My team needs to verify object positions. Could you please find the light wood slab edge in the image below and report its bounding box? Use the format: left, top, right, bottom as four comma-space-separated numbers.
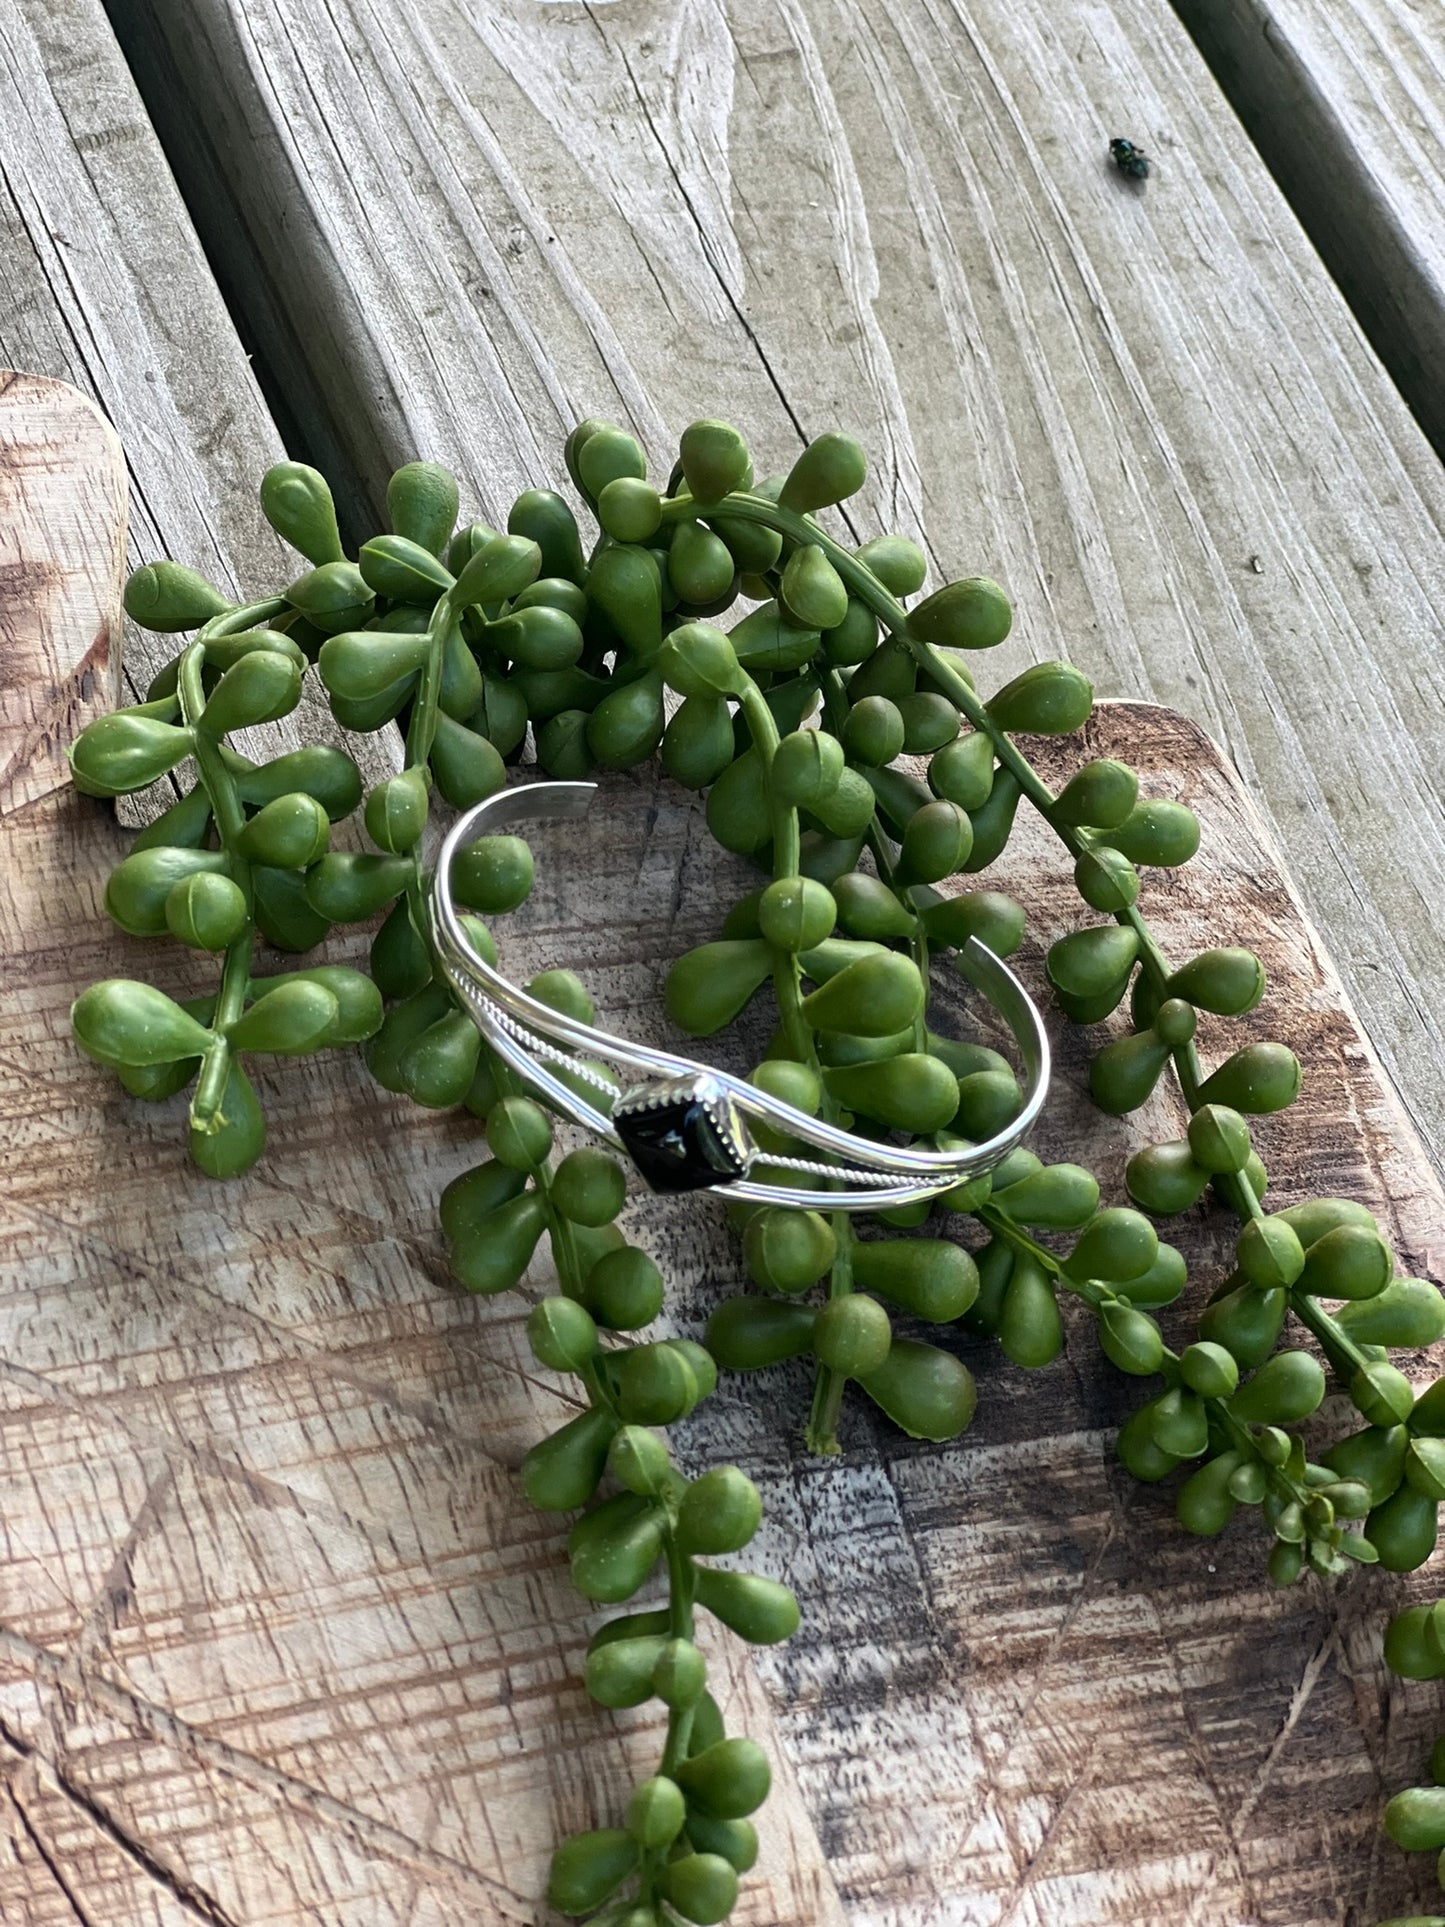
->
1103, 696, 1445, 1261
0, 373, 125, 815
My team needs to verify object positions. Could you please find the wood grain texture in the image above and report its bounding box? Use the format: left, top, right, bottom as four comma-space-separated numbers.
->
1172, 0, 1445, 458
0, 375, 125, 819
0, 0, 295, 701
104, 0, 1445, 1187
0, 0, 396, 822
6, 379, 1445, 1925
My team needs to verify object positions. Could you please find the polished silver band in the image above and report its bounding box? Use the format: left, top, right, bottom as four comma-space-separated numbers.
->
429, 781, 1050, 1210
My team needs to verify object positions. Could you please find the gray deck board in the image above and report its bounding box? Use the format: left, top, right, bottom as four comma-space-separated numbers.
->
1174, 0, 1445, 457
0, 0, 288, 650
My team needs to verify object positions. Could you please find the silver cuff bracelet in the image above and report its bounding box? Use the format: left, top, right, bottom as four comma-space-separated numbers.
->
430, 781, 1051, 1211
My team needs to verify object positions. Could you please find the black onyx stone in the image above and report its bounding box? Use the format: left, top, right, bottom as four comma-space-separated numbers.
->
614, 1091, 745, 1193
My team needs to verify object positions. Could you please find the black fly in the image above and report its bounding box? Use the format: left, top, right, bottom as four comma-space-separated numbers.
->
1110, 137, 1151, 181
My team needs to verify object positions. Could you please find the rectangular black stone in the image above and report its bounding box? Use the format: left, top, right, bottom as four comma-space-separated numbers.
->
614, 1087, 746, 1193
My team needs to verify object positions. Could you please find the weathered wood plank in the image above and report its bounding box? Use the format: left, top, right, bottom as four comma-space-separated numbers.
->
5, 381, 1445, 1923
0, 0, 399, 803
106, 0, 1445, 1184
1172, 0, 1445, 459
0, 0, 289, 694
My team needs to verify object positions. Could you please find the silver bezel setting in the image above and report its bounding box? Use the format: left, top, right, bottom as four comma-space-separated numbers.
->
612, 1074, 751, 1193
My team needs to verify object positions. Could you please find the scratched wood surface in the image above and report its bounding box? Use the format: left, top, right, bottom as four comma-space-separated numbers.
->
1173, 0, 1445, 458
6, 383, 1445, 1925
104, 0, 1445, 1183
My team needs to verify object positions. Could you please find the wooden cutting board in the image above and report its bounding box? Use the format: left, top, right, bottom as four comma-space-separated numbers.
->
4, 373, 1443, 1927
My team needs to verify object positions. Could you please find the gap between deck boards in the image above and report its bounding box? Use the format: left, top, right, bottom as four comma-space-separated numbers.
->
1170, 0, 1445, 464
101, 0, 1445, 492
